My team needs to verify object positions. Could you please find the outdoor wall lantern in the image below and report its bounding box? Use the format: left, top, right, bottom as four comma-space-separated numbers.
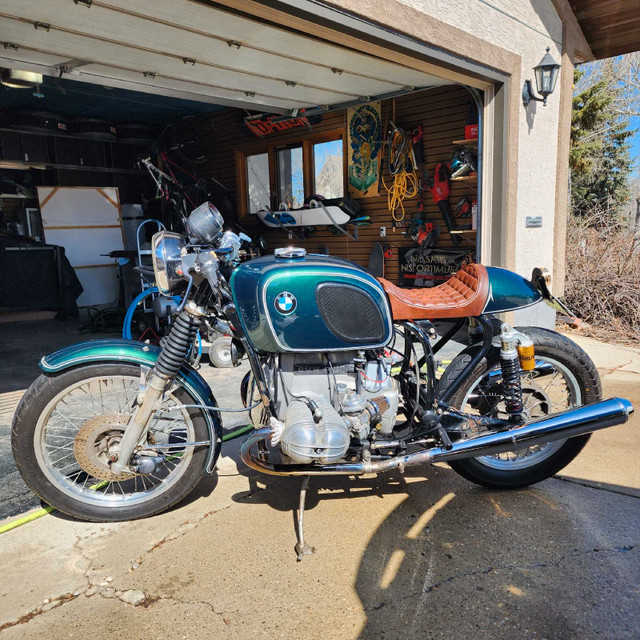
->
522, 47, 561, 107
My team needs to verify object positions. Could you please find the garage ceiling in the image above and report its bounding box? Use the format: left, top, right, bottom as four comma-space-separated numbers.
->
0, 0, 451, 114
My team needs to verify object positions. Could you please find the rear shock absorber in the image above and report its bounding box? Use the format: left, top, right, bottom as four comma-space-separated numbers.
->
467, 317, 484, 345
496, 324, 535, 421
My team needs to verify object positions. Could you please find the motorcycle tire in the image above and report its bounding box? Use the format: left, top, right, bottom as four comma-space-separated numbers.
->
11, 363, 210, 522
436, 327, 601, 489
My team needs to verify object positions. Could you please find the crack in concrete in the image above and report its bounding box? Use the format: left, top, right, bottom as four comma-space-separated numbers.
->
598, 360, 635, 378
0, 533, 101, 633
553, 475, 640, 499
365, 543, 638, 612
139, 593, 232, 623
0, 507, 235, 633
130, 504, 232, 571
73, 533, 97, 588
0, 592, 80, 633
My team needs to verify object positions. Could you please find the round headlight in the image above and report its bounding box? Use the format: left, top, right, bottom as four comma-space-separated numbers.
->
152, 231, 186, 294
187, 202, 224, 245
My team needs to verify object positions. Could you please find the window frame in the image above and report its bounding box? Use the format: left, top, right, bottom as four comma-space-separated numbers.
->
304, 131, 346, 200
274, 142, 305, 211
236, 128, 345, 219
243, 151, 272, 215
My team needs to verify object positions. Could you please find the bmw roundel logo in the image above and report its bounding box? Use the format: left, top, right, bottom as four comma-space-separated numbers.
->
274, 292, 297, 315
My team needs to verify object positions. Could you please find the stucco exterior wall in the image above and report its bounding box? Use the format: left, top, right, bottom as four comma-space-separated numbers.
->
398, 0, 563, 284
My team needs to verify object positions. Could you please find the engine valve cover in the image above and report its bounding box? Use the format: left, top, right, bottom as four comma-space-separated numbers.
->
281, 395, 350, 464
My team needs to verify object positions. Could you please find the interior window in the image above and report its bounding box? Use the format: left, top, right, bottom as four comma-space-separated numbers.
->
276, 146, 304, 210
313, 139, 344, 199
246, 153, 270, 213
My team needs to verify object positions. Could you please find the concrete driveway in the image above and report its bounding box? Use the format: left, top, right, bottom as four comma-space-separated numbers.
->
0, 333, 638, 639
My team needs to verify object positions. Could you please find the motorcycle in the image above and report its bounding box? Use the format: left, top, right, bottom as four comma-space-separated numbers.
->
11, 203, 633, 559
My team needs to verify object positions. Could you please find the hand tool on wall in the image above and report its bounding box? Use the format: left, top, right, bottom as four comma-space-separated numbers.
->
429, 162, 460, 245
410, 125, 430, 212
406, 215, 440, 255
454, 197, 472, 218
450, 148, 477, 179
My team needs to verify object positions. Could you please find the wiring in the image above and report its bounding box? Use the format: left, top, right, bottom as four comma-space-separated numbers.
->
382, 125, 418, 222
326, 356, 340, 406
160, 399, 262, 414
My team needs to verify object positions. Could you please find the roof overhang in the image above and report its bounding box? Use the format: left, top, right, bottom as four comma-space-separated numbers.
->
571, 0, 640, 59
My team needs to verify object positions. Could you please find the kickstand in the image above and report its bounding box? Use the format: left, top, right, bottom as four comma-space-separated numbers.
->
295, 476, 315, 561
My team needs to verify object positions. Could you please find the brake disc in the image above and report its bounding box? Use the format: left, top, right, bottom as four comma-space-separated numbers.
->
74, 413, 137, 481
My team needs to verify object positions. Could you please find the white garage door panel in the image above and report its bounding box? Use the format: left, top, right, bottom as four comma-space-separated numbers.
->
0, 18, 355, 105
1, 0, 404, 97
0, 48, 68, 69
75, 266, 119, 308
1, 0, 450, 113
82, 64, 307, 109
102, 0, 443, 87
43, 227, 123, 267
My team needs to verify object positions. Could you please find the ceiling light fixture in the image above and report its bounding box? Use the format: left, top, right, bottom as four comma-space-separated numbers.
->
1, 69, 43, 89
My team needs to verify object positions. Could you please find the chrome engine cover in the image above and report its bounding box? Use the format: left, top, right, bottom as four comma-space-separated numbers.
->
280, 394, 350, 464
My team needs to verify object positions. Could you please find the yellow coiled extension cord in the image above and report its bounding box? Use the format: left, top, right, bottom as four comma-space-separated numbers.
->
382, 127, 418, 222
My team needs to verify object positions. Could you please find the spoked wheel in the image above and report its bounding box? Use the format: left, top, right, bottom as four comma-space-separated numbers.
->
12, 364, 210, 521
436, 327, 601, 489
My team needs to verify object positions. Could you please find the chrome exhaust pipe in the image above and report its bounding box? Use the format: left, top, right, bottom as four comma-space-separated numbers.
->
240, 397, 633, 477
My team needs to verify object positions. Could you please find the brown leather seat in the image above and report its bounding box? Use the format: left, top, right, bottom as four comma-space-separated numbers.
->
378, 263, 489, 320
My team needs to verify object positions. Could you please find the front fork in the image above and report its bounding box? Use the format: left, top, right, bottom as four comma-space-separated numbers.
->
110, 304, 202, 474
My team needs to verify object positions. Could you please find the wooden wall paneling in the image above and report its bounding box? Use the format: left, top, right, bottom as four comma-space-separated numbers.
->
197, 85, 476, 284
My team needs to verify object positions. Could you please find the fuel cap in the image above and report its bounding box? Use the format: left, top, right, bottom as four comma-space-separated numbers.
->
275, 247, 306, 260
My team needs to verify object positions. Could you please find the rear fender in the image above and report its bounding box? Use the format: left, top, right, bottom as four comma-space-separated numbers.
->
40, 339, 222, 474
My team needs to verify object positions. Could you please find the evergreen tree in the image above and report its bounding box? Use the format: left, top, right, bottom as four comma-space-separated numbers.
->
570, 68, 632, 218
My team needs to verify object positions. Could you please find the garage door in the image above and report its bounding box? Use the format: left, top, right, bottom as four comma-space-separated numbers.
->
0, 0, 453, 113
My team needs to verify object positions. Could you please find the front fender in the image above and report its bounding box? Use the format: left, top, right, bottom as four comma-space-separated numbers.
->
40, 339, 222, 474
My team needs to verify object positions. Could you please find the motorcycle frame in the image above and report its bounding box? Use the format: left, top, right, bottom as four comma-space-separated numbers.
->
224, 300, 498, 436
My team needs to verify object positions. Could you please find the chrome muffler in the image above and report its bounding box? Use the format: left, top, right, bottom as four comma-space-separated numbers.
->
240, 397, 633, 476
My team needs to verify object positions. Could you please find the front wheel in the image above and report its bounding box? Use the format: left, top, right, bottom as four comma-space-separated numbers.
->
11, 363, 210, 521
436, 327, 602, 489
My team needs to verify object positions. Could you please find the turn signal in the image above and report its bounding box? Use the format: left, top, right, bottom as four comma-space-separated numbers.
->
517, 344, 535, 371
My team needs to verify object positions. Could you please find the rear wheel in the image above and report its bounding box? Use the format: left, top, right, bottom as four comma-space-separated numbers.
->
11, 363, 210, 521
436, 327, 601, 489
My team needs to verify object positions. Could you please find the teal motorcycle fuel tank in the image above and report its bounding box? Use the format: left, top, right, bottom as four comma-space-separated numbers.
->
484, 267, 543, 313
231, 253, 393, 353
